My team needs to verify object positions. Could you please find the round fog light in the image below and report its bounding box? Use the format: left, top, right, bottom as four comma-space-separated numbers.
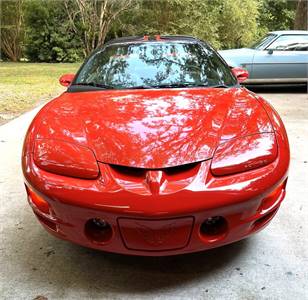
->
85, 218, 113, 244
200, 216, 228, 240
93, 218, 109, 228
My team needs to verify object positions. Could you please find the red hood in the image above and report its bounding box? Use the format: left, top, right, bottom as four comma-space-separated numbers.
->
35, 88, 272, 168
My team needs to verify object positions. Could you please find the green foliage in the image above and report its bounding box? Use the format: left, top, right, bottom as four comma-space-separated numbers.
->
1, 0, 298, 61
216, 0, 260, 49
112, 0, 262, 49
258, 0, 296, 36
110, 0, 221, 47
24, 0, 83, 62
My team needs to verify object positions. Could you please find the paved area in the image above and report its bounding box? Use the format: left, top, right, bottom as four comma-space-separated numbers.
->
0, 88, 307, 300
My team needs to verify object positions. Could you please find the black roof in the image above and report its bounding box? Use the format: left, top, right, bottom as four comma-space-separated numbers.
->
105, 35, 201, 46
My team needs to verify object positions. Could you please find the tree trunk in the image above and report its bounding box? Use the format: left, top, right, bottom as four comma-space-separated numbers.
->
65, 0, 133, 56
294, 0, 308, 30
0, 0, 23, 61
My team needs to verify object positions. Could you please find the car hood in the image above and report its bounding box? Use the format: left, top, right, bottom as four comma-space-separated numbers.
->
35, 88, 273, 169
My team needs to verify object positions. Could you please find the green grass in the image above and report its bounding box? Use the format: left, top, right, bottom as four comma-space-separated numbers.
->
0, 62, 80, 123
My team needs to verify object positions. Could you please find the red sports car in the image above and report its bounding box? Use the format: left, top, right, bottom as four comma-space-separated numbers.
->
22, 35, 290, 256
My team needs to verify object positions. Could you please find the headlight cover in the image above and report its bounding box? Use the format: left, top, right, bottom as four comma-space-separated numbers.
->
211, 133, 277, 176
34, 139, 99, 179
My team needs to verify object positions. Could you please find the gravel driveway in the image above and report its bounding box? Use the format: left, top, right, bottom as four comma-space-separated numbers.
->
0, 88, 307, 300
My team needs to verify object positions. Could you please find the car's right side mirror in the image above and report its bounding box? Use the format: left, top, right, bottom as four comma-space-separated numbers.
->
231, 67, 249, 83
267, 49, 274, 55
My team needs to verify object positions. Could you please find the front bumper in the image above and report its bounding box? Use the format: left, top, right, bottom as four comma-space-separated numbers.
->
26, 180, 286, 256
23, 133, 289, 256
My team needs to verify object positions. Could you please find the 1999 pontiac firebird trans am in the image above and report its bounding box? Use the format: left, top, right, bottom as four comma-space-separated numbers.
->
22, 35, 290, 256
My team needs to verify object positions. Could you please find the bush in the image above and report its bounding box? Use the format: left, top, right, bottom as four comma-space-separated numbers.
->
111, 0, 261, 50
2, 0, 297, 62
24, 0, 83, 62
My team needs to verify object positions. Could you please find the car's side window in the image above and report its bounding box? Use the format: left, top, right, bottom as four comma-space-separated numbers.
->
267, 35, 308, 51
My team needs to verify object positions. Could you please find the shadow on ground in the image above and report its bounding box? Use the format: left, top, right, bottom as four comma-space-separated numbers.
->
11, 213, 250, 295
246, 84, 307, 94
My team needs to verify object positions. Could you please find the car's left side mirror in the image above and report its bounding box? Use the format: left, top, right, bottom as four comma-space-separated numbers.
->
231, 67, 249, 83
59, 74, 75, 87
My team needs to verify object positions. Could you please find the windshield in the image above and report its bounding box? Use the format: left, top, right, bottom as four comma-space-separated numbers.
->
250, 34, 277, 50
73, 41, 237, 90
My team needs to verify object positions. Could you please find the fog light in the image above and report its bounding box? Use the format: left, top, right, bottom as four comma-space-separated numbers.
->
200, 216, 228, 240
85, 218, 113, 244
92, 218, 109, 228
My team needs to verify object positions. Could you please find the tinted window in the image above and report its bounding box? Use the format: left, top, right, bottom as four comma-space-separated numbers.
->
73, 42, 236, 90
267, 35, 308, 51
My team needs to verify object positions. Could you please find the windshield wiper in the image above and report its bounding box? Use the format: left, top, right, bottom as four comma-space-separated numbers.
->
72, 82, 115, 89
123, 85, 153, 90
72, 82, 231, 90
210, 84, 230, 88
150, 83, 210, 89
125, 83, 226, 89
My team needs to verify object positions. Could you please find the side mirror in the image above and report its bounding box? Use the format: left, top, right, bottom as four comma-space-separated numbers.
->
59, 74, 75, 87
267, 49, 274, 55
231, 67, 249, 84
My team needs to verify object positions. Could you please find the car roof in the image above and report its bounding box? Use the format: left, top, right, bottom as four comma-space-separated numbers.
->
105, 35, 201, 46
269, 30, 308, 35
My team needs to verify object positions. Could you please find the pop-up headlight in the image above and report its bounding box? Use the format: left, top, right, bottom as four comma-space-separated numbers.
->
211, 133, 277, 176
34, 139, 99, 179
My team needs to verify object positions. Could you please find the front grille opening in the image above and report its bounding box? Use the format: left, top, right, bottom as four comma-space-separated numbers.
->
110, 162, 200, 178
110, 164, 146, 177
163, 162, 199, 176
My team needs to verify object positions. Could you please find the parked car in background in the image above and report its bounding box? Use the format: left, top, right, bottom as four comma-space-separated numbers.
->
219, 30, 308, 85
